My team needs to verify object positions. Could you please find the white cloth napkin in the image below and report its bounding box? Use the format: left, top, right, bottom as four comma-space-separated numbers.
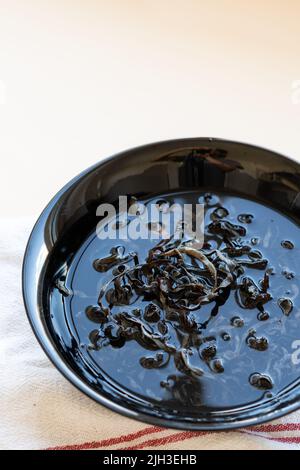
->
0, 217, 299, 450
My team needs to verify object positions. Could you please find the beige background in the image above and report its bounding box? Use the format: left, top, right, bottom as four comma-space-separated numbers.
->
0, 0, 300, 217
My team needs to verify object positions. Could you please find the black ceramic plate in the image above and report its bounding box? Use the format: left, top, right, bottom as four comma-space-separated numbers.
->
23, 138, 300, 430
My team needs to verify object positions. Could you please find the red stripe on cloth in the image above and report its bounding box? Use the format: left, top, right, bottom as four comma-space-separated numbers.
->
123, 428, 300, 450
241, 430, 300, 445
249, 423, 300, 432
267, 436, 300, 444
47, 426, 163, 451
120, 431, 211, 450
46, 421, 300, 451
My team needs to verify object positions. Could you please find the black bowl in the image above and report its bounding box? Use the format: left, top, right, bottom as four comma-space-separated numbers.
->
23, 138, 300, 430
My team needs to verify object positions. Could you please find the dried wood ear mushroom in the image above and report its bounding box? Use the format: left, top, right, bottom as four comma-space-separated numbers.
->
86, 196, 293, 385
